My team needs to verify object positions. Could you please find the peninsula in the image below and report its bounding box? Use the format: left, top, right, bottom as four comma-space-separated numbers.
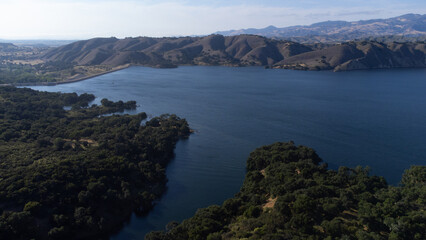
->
147, 142, 425, 240
0, 87, 190, 239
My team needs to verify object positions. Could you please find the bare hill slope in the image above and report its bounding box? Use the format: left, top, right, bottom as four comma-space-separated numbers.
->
43, 35, 426, 71
43, 35, 312, 67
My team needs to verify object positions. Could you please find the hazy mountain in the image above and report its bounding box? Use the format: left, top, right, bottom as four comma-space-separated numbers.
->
0, 42, 18, 51
216, 14, 426, 43
42, 34, 426, 71
1, 39, 78, 48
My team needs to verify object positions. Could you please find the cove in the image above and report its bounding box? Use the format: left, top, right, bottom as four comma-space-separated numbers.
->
30, 66, 426, 239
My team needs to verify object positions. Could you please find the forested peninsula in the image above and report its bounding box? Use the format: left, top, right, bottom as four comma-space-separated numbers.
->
0, 87, 190, 239
147, 142, 425, 240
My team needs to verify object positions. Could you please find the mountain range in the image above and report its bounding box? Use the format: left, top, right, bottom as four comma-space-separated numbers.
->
216, 14, 426, 43
42, 34, 426, 72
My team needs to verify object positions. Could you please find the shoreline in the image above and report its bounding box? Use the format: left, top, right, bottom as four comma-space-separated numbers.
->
8, 63, 178, 87
10, 64, 131, 87
56, 64, 131, 85
5, 64, 426, 88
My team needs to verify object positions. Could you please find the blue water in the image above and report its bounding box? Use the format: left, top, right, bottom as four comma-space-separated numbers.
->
31, 66, 426, 239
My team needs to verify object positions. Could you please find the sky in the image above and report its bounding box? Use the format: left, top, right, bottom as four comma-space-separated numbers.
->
0, 0, 425, 39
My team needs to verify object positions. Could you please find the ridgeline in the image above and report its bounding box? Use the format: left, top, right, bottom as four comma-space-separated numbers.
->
43, 35, 426, 72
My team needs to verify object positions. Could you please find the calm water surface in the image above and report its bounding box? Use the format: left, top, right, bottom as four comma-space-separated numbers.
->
31, 66, 426, 239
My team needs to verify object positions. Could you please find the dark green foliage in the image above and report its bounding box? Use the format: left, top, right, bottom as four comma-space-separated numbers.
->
148, 142, 425, 240
0, 63, 60, 84
23, 201, 42, 216
0, 86, 190, 239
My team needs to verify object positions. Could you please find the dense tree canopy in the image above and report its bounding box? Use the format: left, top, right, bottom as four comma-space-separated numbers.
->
0, 63, 61, 84
0, 87, 190, 239
147, 142, 425, 240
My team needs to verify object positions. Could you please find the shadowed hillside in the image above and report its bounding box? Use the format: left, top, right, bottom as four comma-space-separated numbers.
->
42, 35, 312, 67
274, 41, 426, 71
43, 35, 426, 72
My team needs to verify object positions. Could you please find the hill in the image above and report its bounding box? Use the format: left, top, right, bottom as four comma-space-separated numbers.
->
42, 35, 426, 72
274, 41, 426, 71
42, 35, 312, 67
147, 142, 426, 240
216, 14, 426, 43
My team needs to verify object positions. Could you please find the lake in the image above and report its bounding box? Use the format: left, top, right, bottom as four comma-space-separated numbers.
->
31, 66, 426, 239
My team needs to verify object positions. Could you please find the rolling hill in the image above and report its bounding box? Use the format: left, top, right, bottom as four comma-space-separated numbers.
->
274, 41, 426, 71
42, 35, 312, 67
42, 34, 426, 72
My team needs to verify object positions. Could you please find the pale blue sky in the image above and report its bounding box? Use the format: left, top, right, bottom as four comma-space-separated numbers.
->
0, 0, 424, 39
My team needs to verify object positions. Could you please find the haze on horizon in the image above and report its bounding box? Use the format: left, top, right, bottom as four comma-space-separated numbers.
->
0, 0, 425, 40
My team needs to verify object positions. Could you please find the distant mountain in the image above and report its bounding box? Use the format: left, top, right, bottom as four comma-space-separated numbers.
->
42, 34, 426, 72
0, 42, 18, 51
0, 39, 78, 47
216, 14, 426, 43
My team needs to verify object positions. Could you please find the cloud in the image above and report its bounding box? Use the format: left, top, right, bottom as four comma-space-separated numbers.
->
0, 0, 424, 39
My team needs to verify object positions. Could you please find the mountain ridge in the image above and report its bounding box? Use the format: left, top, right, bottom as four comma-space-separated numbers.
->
42, 35, 313, 67
215, 14, 426, 43
42, 34, 426, 72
